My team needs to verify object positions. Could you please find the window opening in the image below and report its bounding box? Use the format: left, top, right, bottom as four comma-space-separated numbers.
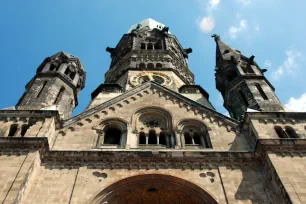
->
139, 63, 146, 68
274, 126, 288, 138
147, 63, 154, 69
184, 132, 193, 144
104, 127, 121, 145
8, 124, 18, 137
159, 132, 166, 145
148, 130, 157, 144
139, 132, 146, 144
50, 63, 60, 71
155, 43, 161, 50
193, 132, 201, 145
147, 43, 153, 50
36, 81, 47, 98
141, 43, 146, 50
255, 83, 268, 100
156, 63, 162, 68
20, 124, 29, 137
285, 126, 299, 138
54, 87, 65, 105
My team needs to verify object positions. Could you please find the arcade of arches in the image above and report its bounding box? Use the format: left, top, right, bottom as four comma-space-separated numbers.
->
89, 174, 217, 204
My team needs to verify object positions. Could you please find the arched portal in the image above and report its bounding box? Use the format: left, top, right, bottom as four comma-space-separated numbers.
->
88, 174, 218, 204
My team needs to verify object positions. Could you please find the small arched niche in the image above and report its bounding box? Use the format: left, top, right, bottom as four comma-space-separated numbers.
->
95, 119, 128, 148
178, 119, 212, 149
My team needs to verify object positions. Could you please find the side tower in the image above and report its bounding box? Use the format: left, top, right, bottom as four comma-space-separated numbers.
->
212, 35, 284, 120
16, 52, 86, 119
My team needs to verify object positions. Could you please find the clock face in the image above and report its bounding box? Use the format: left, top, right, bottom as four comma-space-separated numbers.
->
129, 72, 172, 87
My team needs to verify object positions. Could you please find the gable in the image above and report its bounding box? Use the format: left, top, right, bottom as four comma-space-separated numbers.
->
63, 82, 238, 131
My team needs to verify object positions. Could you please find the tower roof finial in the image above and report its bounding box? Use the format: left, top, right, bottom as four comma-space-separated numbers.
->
211, 34, 220, 41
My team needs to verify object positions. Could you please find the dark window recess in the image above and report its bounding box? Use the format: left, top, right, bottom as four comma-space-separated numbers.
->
226, 69, 238, 82
148, 130, 157, 144
54, 87, 65, 105
147, 43, 153, 50
147, 63, 154, 69
155, 43, 161, 50
156, 63, 162, 68
104, 127, 121, 145
255, 83, 268, 100
50, 63, 60, 71
139, 63, 146, 68
184, 132, 192, 144
141, 43, 146, 50
274, 126, 288, 138
285, 126, 299, 138
247, 65, 255, 73
139, 132, 146, 144
8, 124, 18, 137
36, 81, 48, 98
193, 132, 201, 145
159, 132, 166, 145
64, 67, 76, 80
239, 91, 249, 106
20, 125, 29, 137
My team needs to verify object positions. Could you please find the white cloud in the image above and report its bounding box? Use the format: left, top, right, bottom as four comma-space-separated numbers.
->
236, 0, 252, 5
270, 50, 302, 80
255, 24, 260, 32
199, 16, 215, 33
263, 60, 272, 69
207, 0, 221, 10
285, 93, 306, 112
228, 19, 248, 39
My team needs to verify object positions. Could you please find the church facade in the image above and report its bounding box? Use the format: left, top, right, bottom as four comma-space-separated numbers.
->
0, 18, 306, 204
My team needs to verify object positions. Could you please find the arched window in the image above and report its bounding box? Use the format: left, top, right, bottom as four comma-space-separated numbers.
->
285, 126, 299, 138
8, 124, 18, 137
139, 63, 146, 68
134, 107, 173, 148
159, 132, 166, 145
156, 63, 162, 68
54, 87, 65, 105
255, 83, 268, 100
239, 91, 249, 106
274, 126, 288, 138
139, 132, 146, 144
147, 43, 153, 50
20, 124, 29, 137
148, 130, 157, 144
147, 63, 154, 69
64, 67, 76, 80
141, 43, 146, 50
155, 43, 161, 50
193, 132, 201, 145
184, 132, 193, 144
50, 63, 60, 71
104, 127, 121, 145
179, 120, 212, 148
36, 81, 47, 98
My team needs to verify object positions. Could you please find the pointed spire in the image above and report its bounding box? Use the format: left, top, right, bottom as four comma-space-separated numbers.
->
212, 34, 240, 62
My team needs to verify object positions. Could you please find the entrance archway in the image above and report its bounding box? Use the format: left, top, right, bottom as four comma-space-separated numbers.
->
88, 174, 218, 204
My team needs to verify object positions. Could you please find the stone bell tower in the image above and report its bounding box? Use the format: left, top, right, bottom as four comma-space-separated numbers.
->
104, 18, 194, 91
16, 52, 86, 119
212, 34, 284, 120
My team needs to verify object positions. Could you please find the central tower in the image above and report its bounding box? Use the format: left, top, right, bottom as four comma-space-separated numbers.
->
105, 18, 194, 91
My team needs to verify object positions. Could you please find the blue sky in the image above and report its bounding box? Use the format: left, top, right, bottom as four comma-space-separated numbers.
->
1, 0, 306, 115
